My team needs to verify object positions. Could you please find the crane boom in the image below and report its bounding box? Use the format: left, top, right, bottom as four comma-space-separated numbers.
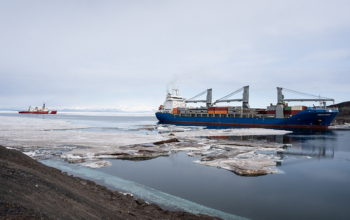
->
185, 89, 212, 108
212, 86, 250, 108
276, 87, 335, 118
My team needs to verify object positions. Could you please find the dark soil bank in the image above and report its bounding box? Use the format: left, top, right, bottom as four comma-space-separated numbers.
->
331, 101, 350, 124
0, 145, 220, 220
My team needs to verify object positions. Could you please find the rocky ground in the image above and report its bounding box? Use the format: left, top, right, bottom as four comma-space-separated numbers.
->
0, 145, 220, 220
330, 101, 350, 125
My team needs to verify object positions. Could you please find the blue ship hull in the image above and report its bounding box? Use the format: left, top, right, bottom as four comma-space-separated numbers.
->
156, 108, 338, 130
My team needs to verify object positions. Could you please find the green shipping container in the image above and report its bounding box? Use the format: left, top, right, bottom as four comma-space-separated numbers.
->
284, 106, 292, 110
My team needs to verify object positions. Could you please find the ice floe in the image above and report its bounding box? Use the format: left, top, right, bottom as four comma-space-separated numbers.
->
0, 116, 93, 131
1, 116, 288, 175
158, 138, 286, 175
61, 145, 170, 161
329, 123, 350, 130
0, 116, 166, 149
171, 128, 292, 138
80, 160, 112, 168
194, 158, 277, 176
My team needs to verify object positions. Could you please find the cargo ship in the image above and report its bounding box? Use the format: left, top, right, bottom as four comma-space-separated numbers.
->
155, 87, 338, 130
19, 103, 57, 114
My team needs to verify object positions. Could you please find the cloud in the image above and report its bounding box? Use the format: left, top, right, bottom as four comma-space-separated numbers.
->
0, 0, 350, 109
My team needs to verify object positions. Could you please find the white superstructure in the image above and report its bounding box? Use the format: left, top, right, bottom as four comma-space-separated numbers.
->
160, 88, 186, 112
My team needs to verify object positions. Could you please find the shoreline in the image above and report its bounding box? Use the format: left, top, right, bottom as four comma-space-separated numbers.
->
0, 145, 220, 219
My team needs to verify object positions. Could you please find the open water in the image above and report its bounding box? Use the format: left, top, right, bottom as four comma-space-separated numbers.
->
1, 112, 350, 220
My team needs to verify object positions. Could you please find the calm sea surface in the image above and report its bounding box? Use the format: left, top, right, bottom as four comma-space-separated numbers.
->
1, 112, 350, 220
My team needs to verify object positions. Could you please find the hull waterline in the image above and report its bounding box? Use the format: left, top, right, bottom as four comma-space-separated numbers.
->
156, 108, 338, 130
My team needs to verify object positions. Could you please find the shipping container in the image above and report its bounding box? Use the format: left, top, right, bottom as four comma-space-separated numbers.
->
284, 110, 292, 114
267, 106, 276, 111
267, 110, 276, 114
291, 106, 303, 110
291, 110, 302, 115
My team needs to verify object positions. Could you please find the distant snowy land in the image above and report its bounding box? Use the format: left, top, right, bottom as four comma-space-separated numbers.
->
0, 106, 157, 114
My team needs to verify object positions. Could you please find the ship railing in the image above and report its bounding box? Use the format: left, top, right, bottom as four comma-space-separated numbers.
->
306, 106, 338, 111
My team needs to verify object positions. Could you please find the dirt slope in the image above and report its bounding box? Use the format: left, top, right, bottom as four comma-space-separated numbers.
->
330, 101, 350, 124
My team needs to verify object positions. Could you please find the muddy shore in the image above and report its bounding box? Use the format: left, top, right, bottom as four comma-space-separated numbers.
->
0, 145, 220, 220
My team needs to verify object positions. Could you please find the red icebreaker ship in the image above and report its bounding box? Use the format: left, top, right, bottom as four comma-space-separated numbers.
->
19, 103, 57, 114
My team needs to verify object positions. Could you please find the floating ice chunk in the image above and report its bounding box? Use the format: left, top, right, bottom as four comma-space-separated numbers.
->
174, 128, 292, 138
197, 158, 277, 176
23, 151, 36, 157
267, 166, 285, 174
81, 160, 112, 169
307, 156, 312, 159
329, 123, 350, 130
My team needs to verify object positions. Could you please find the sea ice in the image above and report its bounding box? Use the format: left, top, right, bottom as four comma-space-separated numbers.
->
194, 158, 277, 176
329, 123, 350, 130
81, 160, 112, 168
0, 116, 167, 150
171, 128, 292, 138
0, 116, 287, 175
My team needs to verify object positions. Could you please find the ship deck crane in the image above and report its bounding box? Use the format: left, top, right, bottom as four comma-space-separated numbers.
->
211, 86, 250, 109
185, 88, 212, 108
276, 87, 335, 118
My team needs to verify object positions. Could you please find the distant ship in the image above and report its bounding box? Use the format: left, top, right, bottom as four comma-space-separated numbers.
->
156, 86, 338, 130
19, 103, 57, 114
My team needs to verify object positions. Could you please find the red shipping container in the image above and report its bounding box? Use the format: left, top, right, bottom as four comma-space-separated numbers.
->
216, 107, 228, 110
291, 110, 302, 114
284, 110, 292, 114
267, 111, 276, 114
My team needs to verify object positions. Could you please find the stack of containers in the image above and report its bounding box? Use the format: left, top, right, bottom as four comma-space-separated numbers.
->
283, 106, 291, 118
267, 106, 276, 115
257, 109, 267, 114
215, 107, 228, 114
196, 108, 208, 114
208, 107, 215, 114
178, 107, 187, 114
188, 109, 197, 114
228, 106, 235, 114
291, 106, 307, 115
234, 106, 242, 112
173, 108, 178, 114
284, 106, 292, 115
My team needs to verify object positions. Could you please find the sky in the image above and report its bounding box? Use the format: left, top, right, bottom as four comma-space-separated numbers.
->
1, 0, 350, 111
